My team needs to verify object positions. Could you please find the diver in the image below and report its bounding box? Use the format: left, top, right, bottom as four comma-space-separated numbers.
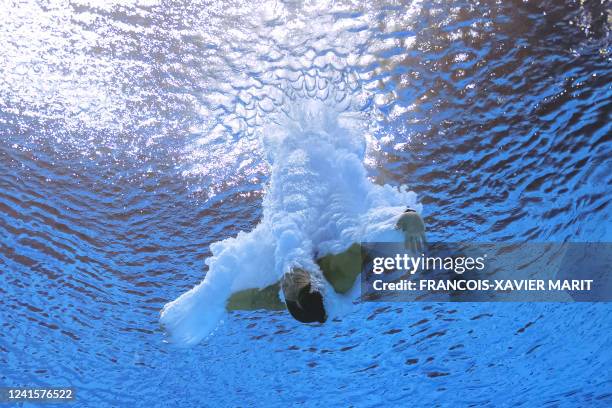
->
226, 208, 426, 323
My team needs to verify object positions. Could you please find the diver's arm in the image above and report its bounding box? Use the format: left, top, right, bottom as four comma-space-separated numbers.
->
317, 243, 363, 294
318, 211, 427, 294
226, 282, 285, 311
225, 211, 427, 311
396, 209, 426, 253
160, 224, 276, 344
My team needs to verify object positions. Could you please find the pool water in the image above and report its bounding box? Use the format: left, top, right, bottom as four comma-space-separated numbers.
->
0, 1, 610, 406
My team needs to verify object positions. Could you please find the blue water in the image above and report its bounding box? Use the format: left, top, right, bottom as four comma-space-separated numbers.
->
1, 0, 611, 406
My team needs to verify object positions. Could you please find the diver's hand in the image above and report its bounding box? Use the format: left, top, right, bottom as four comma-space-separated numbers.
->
396, 210, 426, 254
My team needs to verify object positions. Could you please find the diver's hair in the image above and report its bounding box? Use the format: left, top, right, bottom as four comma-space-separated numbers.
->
285, 284, 327, 323
404, 208, 416, 213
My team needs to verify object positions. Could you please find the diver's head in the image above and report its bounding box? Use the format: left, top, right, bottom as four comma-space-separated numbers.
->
285, 283, 327, 323
282, 269, 327, 324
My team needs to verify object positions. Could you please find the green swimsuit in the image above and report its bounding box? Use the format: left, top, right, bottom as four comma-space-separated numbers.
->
226, 243, 365, 311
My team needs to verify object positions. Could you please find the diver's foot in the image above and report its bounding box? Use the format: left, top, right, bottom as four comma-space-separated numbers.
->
282, 269, 327, 323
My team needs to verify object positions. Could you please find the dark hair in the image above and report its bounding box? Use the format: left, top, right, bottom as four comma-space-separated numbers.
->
285, 284, 327, 323
404, 208, 416, 213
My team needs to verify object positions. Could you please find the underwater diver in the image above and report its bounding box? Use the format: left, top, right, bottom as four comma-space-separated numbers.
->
226, 208, 426, 323
160, 102, 425, 346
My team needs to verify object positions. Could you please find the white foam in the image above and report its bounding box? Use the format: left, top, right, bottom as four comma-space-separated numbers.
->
160, 100, 420, 345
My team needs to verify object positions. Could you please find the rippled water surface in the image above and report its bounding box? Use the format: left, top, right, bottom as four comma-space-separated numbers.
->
1, 0, 611, 406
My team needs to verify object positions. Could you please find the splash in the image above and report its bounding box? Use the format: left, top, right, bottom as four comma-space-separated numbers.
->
160, 100, 420, 346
